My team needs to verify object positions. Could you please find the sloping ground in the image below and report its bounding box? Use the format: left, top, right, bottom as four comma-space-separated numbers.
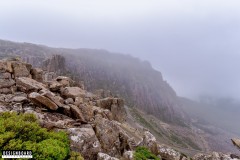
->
0, 58, 206, 160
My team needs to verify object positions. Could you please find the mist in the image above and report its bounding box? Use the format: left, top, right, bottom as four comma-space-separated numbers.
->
1, 0, 240, 99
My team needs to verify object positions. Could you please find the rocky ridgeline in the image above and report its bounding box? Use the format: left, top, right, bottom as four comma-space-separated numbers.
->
0, 58, 239, 160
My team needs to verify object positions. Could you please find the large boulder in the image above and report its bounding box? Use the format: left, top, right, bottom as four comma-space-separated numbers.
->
67, 125, 101, 160
11, 60, 31, 78
16, 77, 47, 92
69, 104, 86, 122
142, 131, 158, 155
40, 90, 64, 107
28, 92, 58, 110
94, 115, 130, 157
96, 98, 126, 122
78, 104, 94, 122
61, 87, 85, 99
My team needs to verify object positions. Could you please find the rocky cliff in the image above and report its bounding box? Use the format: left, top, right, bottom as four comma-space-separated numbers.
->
0, 39, 185, 123
0, 58, 238, 160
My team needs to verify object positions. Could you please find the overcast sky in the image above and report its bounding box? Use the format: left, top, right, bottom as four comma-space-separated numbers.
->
1, 0, 240, 99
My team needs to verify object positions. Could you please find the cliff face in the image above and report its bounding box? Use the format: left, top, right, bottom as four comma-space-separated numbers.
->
0, 40, 184, 123
0, 58, 236, 160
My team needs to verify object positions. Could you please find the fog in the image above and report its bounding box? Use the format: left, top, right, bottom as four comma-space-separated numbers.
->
1, 0, 240, 99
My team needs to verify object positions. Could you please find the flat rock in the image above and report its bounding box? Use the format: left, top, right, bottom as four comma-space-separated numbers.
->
29, 92, 58, 110
16, 77, 47, 92
10, 96, 28, 103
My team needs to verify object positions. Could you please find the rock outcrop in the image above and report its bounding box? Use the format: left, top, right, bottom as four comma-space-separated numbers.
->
0, 58, 239, 160
0, 58, 132, 160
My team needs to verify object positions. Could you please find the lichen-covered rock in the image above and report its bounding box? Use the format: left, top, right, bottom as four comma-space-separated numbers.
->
122, 151, 134, 160
193, 152, 237, 160
142, 131, 158, 155
28, 92, 58, 110
78, 104, 94, 122
68, 125, 101, 160
16, 77, 47, 92
157, 144, 181, 160
97, 153, 119, 160
94, 115, 130, 157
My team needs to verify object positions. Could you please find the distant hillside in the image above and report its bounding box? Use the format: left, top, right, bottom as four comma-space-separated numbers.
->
0, 39, 184, 123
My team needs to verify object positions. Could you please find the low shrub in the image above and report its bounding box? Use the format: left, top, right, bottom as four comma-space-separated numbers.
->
0, 112, 72, 160
134, 146, 161, 160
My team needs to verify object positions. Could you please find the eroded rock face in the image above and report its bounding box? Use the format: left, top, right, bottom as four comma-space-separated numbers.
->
68, 125, 101, 160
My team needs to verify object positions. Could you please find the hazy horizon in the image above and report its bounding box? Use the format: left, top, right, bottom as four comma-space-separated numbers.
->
1, 0, 240, 100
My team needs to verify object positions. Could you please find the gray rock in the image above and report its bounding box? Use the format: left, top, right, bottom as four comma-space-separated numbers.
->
16, 77, 47, 92
97, 153, 119, 160
67, 126, 101, 160
61, 87, 85, 99
65, 98, 74, 104
31, 68, 43, 82
123, 151, 134, 160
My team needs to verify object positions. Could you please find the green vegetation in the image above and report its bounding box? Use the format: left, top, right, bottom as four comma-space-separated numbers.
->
0, 112, 82, 160
69, 151, 84, 160
131, 108, 162, 137
134, 146, 161, 160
